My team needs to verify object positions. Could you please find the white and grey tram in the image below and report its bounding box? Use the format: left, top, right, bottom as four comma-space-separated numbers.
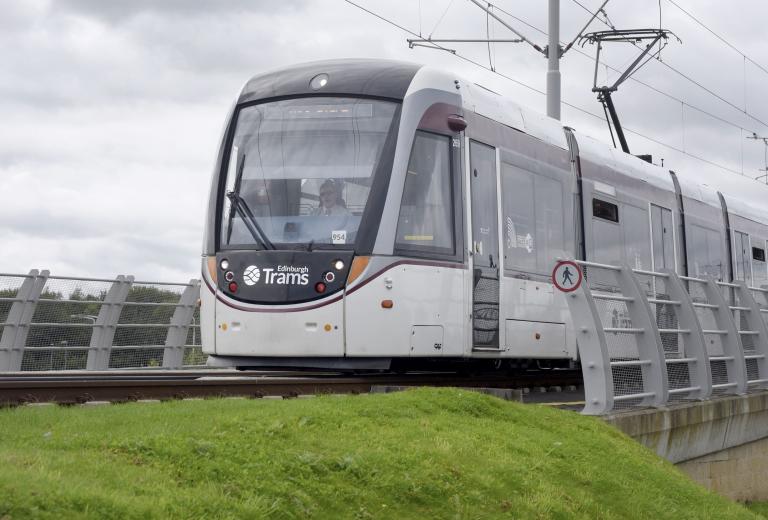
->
201, 58, 768, 371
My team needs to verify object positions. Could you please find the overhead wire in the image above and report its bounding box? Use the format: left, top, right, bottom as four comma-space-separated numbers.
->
488, 0, 762, 136
486, 3, 494, 71
561, 0, 610, 55
342, 0, 744, 176
665, 0, 768, 78
428, 0, 455, 39
567, 0, 768, 129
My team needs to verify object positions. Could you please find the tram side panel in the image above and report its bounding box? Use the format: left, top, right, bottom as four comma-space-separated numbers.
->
344, 260, 465, 357
721, 195, 768, 287
462, 109, 577, 359
344, 75, 469, 358
497, 127, 576, 358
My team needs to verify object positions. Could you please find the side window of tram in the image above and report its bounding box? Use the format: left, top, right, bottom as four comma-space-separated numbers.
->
591, 198, 621, 265
395, 131, 454, 254
689, 224, 723, 280
501, 163, 566, 275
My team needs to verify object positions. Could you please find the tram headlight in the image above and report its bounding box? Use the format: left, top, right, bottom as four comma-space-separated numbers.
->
220, 259, 230, 270
224, 271, 235, 282
323, 271, 335, 283
310, 73, 329, 90
333, 259, 344, 270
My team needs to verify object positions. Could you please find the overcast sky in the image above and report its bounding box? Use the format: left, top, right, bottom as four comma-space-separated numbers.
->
2, 0, 768, 281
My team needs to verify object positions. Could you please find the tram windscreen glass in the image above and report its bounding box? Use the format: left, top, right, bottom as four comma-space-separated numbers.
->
220, 97, 398, 248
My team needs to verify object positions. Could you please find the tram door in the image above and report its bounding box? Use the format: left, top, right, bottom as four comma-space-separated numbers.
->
650, 205, 675, 272
650, 204, 678, 353
469, 141, 500, 349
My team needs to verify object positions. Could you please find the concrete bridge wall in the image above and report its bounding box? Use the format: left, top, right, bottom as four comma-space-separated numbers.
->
603, 391, 768, 500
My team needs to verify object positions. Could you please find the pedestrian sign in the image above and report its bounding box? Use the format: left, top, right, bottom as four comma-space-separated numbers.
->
552, 260, 582, 293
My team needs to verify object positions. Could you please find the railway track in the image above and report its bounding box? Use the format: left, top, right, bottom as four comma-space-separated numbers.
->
0, 369, 583, 406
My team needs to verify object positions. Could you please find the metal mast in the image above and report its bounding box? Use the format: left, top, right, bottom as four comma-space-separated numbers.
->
408, 0, 611, 121
546, 0, 561, 120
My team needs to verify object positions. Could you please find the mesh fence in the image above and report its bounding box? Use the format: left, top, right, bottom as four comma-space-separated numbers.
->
585, 266, 646, 409
684, 279, 733, 396
732, 287, 760, 384
641, 274, 696, 403
185, 305, 204, 366
581, 265, 733, 410
0, 273, 203, 371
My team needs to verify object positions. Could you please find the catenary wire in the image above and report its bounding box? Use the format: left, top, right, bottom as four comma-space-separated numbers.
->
567, 0, 768, 129
665, 0, 768, 78
343, 0, 744, 176
429, 0, 456, 38
487, 0, 762, 134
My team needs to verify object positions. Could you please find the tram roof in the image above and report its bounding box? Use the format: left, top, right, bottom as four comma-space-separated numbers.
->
238, 58, 422, 104
236, 58, 768, 227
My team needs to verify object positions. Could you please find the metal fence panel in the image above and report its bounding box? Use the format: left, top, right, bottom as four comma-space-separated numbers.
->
566, 259, 768, 415
0, 270, 202, 371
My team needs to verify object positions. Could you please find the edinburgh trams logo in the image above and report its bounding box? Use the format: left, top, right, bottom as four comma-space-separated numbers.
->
243, 265, 309, 286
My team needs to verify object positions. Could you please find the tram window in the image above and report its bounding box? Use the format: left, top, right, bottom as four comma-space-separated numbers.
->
395, 131, 454, 255
535, 175, 565, 270
501, 163, 566, 275
753, 247, 765, 262
502, 164, 536, 272
218, 97, 398, 248
593, 198, 619, 223
689, 224, 723, 280
623, 205, 651, 270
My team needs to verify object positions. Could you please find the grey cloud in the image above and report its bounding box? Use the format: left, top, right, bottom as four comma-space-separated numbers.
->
3, 0, 768, 280
53, 0, 309, 24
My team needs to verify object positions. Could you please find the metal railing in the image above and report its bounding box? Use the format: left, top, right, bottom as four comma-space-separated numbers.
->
0, 270, 203, 371
565, 260, 768, 415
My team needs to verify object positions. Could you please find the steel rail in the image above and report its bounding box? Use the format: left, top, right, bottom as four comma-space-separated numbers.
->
0, 370, 582, 406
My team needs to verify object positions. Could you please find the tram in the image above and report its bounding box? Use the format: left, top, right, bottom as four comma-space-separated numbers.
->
200, 58, 768, 371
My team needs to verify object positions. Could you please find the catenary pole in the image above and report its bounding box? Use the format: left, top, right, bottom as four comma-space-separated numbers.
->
547, 0, 561, 120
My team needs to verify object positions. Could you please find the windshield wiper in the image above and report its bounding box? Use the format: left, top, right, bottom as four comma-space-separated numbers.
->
226, 191, 275, 250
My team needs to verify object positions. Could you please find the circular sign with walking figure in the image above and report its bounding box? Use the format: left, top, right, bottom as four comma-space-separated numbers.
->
552, 260, 582, 293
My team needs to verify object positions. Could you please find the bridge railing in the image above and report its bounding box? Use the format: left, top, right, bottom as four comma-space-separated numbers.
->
566, 260, 768, 415
0, 270, 203, 372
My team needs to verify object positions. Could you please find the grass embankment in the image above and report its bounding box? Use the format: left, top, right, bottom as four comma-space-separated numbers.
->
0, 388, 756, 519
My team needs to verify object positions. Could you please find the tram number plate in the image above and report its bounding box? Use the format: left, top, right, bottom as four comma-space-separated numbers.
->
331, 230, 347, 244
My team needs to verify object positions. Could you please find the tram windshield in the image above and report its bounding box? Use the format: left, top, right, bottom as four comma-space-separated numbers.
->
219, 97, 399, 249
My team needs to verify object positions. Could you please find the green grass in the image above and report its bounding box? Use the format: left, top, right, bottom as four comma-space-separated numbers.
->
748, 503, 768, 517
0, 388, 756, 519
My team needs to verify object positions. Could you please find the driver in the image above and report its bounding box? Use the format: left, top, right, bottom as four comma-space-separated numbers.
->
313, 179, 350, 216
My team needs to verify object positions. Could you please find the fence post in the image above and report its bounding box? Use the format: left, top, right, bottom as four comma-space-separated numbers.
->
0, 270, 49, 372
564, 284, 613, 415
663, 269, 712, 400
704, 279, 747, 394
735, 282, 768, 389
86, 275, 133, 370
162, 280, 200, 369
616, 265, 669, 407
